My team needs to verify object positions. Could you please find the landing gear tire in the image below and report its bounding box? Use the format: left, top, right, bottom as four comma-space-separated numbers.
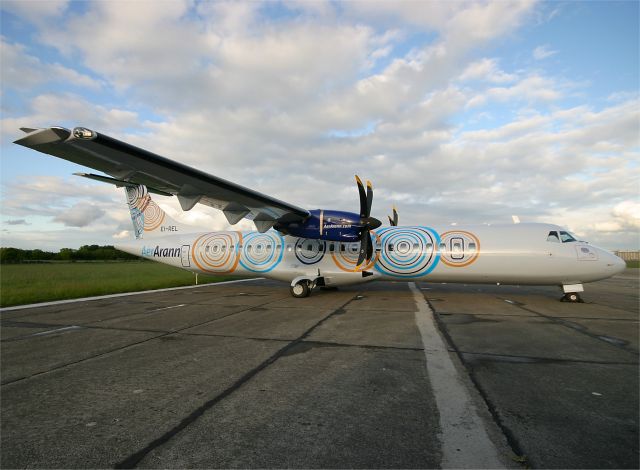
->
561, 292, 583, 303
290, 281, 311, 298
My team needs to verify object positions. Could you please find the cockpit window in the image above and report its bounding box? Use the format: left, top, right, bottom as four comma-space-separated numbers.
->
559, 231, 576, 243
546, 231, 560, 243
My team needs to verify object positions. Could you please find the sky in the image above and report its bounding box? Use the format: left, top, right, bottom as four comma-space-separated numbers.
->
1, 0, 638, 251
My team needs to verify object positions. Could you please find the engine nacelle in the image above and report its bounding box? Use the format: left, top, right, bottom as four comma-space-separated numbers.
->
277, 209, 364, 242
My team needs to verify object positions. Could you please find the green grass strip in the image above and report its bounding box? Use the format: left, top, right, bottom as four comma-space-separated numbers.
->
0, 262, 240, 307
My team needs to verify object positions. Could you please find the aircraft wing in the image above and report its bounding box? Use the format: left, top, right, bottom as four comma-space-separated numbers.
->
14, 126, 310, 231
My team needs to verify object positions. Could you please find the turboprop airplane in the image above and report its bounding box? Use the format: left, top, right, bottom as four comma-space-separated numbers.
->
14, 126, 626, 301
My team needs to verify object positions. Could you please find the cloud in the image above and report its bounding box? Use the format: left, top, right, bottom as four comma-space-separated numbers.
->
0, 38, 102, 91
4, 219, 30, 225
1, 93, 139, 140
53, 202, 105, 227
112, 230, 130, 239
533, 45, 558, 60
0, 0, 68, 25
458, 58, 517, 84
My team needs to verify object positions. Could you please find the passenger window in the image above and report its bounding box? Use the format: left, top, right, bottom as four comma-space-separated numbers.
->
426, 243, 433, 251
559, 231, 576, 243
388, 243, 394, 252
413, 243, 419, 250
267, 245, 272, 250
439, 243, 446, 251
329, 244, 335, 252
205, 246, 210, 253
341, 244, 345, 252
468, 242, 476, 251
546, 231, 560, 243
307, 244, 312, 251
247, 245, 252, 252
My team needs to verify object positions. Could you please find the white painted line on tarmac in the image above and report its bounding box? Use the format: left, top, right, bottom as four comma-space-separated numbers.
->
410, 282, 507, 469
0, 278, 264, 312
150, 304, 186, 312
29, 325, 82, 338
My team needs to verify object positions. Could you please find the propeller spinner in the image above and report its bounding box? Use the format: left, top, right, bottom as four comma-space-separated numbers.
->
355, 175, 382, 266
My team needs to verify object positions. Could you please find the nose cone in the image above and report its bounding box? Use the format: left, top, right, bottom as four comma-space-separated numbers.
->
610, 253, 627, 275
600, 250, 627, 276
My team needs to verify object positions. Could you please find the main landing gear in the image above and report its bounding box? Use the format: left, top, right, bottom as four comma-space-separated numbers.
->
290, 280, 311, 298
290, 276, 324, 298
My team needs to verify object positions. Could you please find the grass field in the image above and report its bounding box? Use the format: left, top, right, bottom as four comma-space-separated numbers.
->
626, 260, 639, 268
0, 262, 240, 307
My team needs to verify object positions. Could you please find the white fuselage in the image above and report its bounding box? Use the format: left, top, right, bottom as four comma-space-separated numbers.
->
116, 223, 625, 288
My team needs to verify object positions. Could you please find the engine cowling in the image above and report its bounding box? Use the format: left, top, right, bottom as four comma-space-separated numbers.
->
276, 209, 365, 242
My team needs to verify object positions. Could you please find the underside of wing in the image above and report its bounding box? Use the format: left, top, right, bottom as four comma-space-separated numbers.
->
14, 126, 309, 231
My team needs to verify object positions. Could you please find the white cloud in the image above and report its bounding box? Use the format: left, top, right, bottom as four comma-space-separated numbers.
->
459, 58, 518, 83
0, 38, 102, 91
53, 202, 105, 227
1, 93, 139, 140
112, 230, 130, 240
1, 0, 68, 25
533, 44, 558, 60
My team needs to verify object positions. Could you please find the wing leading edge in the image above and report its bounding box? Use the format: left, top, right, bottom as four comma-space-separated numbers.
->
14, 126, 310, 231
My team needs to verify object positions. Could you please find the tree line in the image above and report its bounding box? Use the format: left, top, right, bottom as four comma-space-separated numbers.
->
0, 245, 142, 264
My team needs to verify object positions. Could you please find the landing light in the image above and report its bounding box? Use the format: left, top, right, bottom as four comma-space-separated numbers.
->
73, 127, 95, 139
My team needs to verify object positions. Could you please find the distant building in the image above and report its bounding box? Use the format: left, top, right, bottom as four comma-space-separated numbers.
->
614, 251, 640, 261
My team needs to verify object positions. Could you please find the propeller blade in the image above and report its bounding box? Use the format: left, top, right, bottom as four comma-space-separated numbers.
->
388, 206, 398, 226
356, 231, 370, 266
355, 175, 367, 219
366, 180, 373, 218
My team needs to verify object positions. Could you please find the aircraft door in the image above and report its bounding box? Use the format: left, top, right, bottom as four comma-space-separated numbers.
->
450, 237, 464, 260
181, 245, 191, 267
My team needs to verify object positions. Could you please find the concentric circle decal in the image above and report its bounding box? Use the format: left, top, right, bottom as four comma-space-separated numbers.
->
191, 232, 241, 273
439, 230, 480, 267
295, 239, 326, 265
240, 232, 284, 273
142, 200, 165, 231
330, 236, 379, 272
375, 227, 440, 278
124, 185, 165, 232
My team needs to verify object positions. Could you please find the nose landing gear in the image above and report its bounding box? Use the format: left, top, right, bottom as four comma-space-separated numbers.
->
561, 284, 584, 303
561, 292, 583, 303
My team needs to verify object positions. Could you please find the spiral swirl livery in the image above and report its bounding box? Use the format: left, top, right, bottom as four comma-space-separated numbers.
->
295, 238, 326, 264
239, 232, 284, 273
191, 232, 241, 273
439, 230, 480, 267
375, 227, 440, 277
